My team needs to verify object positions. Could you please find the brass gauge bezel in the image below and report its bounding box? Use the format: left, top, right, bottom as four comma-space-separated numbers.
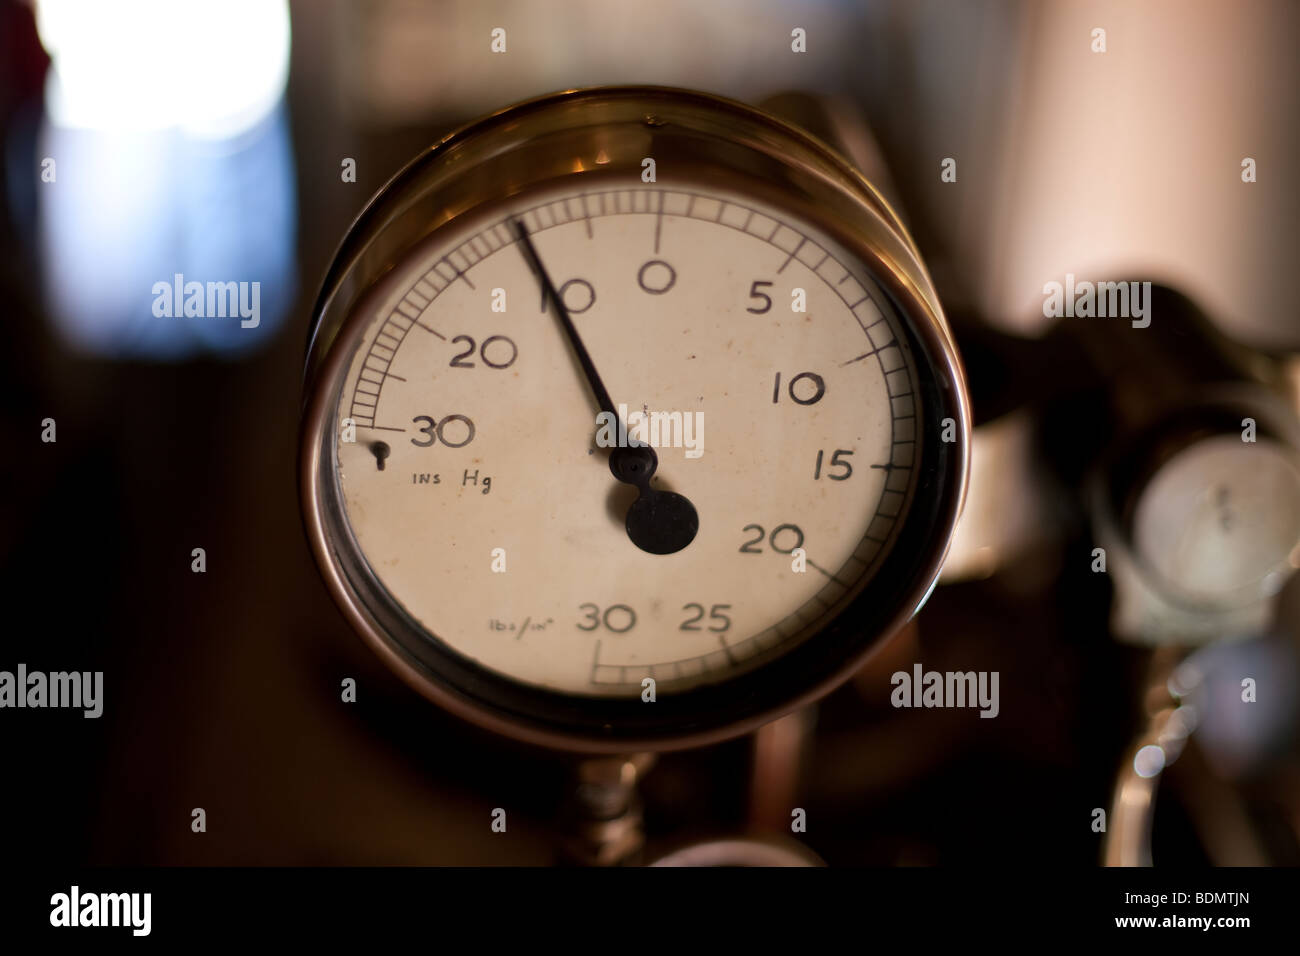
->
300, 86, 970, 752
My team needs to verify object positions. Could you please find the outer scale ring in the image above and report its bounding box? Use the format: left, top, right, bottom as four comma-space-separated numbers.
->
300, 87, 970, 752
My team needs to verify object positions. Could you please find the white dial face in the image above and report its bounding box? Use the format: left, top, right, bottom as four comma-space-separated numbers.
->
1132, 435, 1300, 603
330, 184, 922, 696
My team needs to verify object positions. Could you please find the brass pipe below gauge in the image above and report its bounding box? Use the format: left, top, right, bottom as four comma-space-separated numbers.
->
748, 707, 815, 833
1104, 647, 1186, 867
558, 753, 656, 866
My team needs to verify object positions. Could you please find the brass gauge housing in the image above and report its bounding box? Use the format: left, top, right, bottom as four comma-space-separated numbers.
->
300, 87, 969, 752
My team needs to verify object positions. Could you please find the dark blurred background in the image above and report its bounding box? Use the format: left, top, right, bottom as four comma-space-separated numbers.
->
1, 0, 1298, 866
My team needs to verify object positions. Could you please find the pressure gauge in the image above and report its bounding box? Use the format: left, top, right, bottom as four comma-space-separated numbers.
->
1094, 393, 1300, 645
1131, 436, 1300, 605
300, 87, 969, 751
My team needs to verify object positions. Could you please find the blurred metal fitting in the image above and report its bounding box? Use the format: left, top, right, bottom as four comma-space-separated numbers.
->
559, 753, 656, 866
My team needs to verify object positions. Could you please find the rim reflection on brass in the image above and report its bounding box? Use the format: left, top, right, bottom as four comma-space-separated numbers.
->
650, 836, 825, 867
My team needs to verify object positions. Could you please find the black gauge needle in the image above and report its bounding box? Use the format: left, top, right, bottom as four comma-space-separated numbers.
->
512, 219, 698, 555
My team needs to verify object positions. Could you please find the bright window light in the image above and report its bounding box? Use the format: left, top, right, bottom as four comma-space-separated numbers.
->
36, 0, 291, 139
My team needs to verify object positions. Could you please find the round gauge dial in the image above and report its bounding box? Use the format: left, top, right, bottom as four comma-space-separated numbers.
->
1132, 435, 1300, 607
301, 88, 969, 751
